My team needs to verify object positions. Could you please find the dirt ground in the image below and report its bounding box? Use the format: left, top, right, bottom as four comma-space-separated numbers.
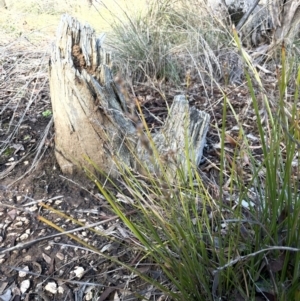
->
0, 7, 281, 301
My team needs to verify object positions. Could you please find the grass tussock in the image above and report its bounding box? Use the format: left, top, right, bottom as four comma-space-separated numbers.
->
0, 0, 148, 42
4, 0, 299, 299
104, 0, 230, 85
91, 42, 300, 299
88, 2, 300, 300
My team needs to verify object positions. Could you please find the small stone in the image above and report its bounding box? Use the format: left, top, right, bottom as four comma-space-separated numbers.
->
39, 229, 46, 236
42, 253, 52, 264
7, 209, 18, 220
18, 233, 29, 241
23, 255, 32, 261
58, 270, 64, 276
73, 266, 84, 278
7, 232, 17, 237
56, 252, 64, 261
19, 266, 29, 277
221, 223, 227, 229
45, 282, 57, 294
240, 199, 255, 209
20, 279, 30, 293
85, 290, 93, 300
28, 205, 38, 212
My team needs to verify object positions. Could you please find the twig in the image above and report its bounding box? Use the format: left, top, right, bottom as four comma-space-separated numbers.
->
236, 0, 260, 30
214, 246, 300, 273
0, 209, 137, 255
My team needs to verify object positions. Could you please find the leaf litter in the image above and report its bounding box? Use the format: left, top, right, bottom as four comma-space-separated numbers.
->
0, 18, 299, 301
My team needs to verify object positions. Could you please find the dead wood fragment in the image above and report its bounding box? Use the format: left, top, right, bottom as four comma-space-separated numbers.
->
49, 14, 210, 179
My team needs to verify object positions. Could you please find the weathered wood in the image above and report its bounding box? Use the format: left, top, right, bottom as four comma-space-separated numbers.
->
208, 0, 300, 49
138, 96, 210, 178
49, 14, 210, 179
273, 0, 300, 45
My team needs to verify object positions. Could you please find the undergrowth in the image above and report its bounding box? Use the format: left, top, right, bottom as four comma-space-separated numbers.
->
91, 46, 300, 300
37, 0, 300, 300
42, 43, 300, 299
104, 0, 228, 85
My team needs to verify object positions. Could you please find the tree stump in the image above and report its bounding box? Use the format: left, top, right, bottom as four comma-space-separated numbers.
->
208, 0, 300, 49
49, 14, 210, 179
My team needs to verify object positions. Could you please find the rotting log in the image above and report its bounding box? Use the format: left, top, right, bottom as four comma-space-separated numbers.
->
49, 14, 210, 179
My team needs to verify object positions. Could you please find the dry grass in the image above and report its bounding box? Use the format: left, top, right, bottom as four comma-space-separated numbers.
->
0, 0, 149, 45
1, 1, 300, 300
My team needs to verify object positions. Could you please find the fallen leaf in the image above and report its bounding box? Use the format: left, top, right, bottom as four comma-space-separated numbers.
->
98, 287, 117, 301
225, 133, 238, 147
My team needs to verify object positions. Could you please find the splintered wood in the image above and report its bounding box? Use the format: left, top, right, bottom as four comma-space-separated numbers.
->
49, 14, 210, 180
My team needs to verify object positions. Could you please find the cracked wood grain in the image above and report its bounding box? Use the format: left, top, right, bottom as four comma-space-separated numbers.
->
49, 14, 210, 180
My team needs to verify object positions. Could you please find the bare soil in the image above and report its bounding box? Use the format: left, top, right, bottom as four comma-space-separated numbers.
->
0, 19, 280, 301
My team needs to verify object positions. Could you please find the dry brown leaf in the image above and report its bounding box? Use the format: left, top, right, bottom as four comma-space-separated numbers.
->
225, 133, 239, 147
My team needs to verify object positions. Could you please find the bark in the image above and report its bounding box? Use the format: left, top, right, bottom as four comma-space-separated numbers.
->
49, 14, 210, 179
